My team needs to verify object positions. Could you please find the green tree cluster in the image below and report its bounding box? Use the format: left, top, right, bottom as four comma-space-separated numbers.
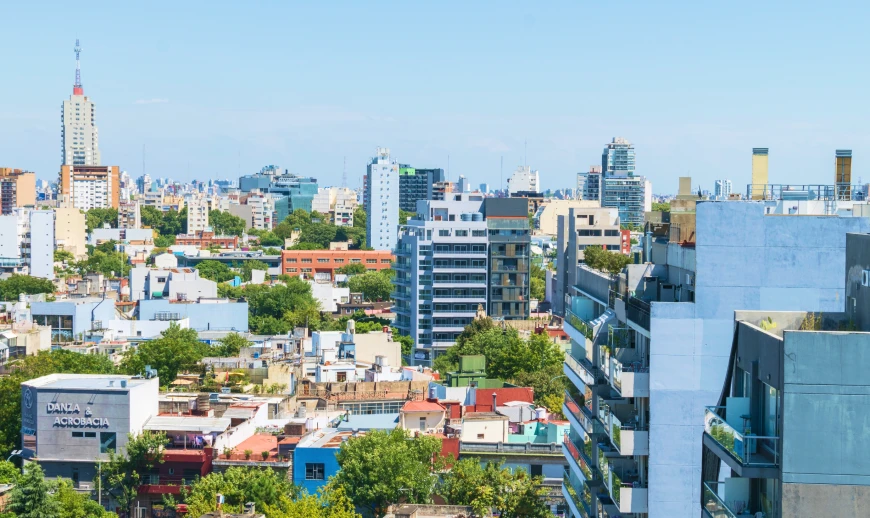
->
213, 332, 251, 357
85, 208, 119, 232
3, 463, 117, 518
652, 201, 671, 212
583, 245, 632, 275
195, 260, 238, 282
0, 275, 56, 301
439, 459, 552, 518
347, 270, 393, 301
266, 209, 367, 250
209, 209, 247, 236
100, 431, 168, 517
530, 264, 546, 301
120, 323, 210, 384
399, 209, 415, 225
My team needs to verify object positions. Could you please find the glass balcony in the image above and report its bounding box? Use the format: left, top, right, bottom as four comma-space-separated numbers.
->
565, 309, 594, 341
564, 389, 605, 436
610, 357, 650, 398
701, 481, 777, 518
564, 353, 605, 388
563, 473, 593, 518
562, 433, 601, 485
601, 456, 648, 514
704, 407, 780, 467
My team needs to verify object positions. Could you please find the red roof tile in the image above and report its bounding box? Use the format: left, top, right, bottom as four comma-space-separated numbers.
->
474, 387, 535, 412
401, 401, 445, 413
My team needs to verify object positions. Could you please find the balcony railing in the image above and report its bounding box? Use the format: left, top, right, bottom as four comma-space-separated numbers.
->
564, 352, 604, 388
565, 309, 594, 342
704, 407, 780, 467
564, 389, 605, 435
702, 481, 770, 518
626, 296, 650, 330
575, 265, 614, 305
563, 433, 601, 484
459, 441, 561, 455
563, 473, 594, 518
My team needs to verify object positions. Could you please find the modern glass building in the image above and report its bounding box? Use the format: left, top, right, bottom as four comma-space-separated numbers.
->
601, 138, 636, 178
398, 166, 445, 212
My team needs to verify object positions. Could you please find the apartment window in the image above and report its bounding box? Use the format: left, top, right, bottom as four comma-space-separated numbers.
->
604, 229, 620, 237
366, 259, 377, 264
301, 268, 312, 273
301, 258, 312, 263
72, 431, 84, 438
334, 258, 345, 264
439, 230, 450, 237
305, 463, 325, 480
85, 432, 96, 438
100, 432, 117, 453
606, 245, 620, 251
317, 258, 329, 263
350, 258, 361, 263
455, 230, 468, 237
287, 258, 297, 263
472, 230, 486, 237
477, 434, 485, 439
578, 229, 603, 237
286, 268, 297, 273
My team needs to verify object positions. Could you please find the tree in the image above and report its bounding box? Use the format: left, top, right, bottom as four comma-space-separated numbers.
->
120, 323, 210, 384
140, 205, 163, 229
652, 201, 671, 212
241, 260, 269, 282
209, 210, 246, 236
336, 263, 366, 275
181, 467, 296, 516
213, 332, 251, 357
392, 328, 414, 359
75, 248, 131, 277
154, 234, 176, 248
195, 260, 237, 282
583, 245, 631, 276
85, 208, 119, 232
101, 431, 168, 517
55, 478, 118, 518
347, 270, 392, 301
0, 460, 19, 484
289, 242, 325, 250
53, 249, 75, 263
438, 459, 551, 518
257, 231, 285, 247
399, 209, 415, 225
530, 276, 545, 301
352, 207, 367, 229
0, 275, 56, 301
6, 463, 60, 518
331, 428, 443, 516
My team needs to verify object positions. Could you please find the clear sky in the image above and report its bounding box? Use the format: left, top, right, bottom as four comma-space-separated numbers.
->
2, 1, 869, 194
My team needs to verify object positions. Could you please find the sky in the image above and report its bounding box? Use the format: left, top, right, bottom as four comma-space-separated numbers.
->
2, 1, 870, 194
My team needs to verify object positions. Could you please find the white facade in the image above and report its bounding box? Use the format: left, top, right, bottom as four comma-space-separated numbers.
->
507, 165, 540, 195
61, 94, 101, 166
186, 196, 209, 234
246, 190, 275, 230
365, 148, 399, 250
0, 209, 55, 279
309, 281, 350, 313
714, 179, 733, 198
312, 187, 357, 227
72, 177, 110, 210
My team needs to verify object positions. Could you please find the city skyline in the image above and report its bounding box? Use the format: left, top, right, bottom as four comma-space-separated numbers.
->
3, 2, 870, 192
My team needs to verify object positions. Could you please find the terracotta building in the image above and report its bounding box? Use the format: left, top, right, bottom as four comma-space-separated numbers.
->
0, 168, 36, 213
281, 249, 394, 280
175, 230, 239, 249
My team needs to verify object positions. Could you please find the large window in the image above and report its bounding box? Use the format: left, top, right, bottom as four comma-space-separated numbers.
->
100, 432, 117, 453
32, 314, 74, 343
305, 463, 325, 480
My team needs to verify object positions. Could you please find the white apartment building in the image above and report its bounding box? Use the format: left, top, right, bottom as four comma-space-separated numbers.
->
246, 190, 275, 230
186, 196, 209, 234
61, 92, 100, 166
0, 209, 55, 279
714, 179, 733, 198
118, 200, 141, 229
507, 165, 541, 195
365, 148, 399, 250
312, 187, 358, 227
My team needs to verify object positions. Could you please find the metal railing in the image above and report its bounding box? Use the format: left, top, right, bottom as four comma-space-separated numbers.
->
626, 296, 650, 330
563, 473, 594, 518
704, 406, 779, 466
565, 309, 594, 341
702, 481, 740, 518
563, 434, 601, 484
459, 441, 561, 454
564, 389, 605, 435
564, 352, 603, 388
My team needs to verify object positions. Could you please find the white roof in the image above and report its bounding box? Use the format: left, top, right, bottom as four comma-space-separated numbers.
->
143, 416, 231, 433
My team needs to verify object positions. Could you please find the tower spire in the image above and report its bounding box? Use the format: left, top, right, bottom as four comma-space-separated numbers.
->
73, 39, 83, 95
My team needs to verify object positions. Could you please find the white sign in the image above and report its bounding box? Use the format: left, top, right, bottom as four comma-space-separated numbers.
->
48, 405, 110, 428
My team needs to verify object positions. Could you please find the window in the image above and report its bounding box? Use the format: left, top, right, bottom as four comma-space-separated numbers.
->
306, 463, 325, 480
287, 258, 297, 263
472, 230, 486, 237
301, 258, 312, 263
337, 371, 347, 382
100, 432, 117, 453
604, 229, 620, 237
530, 464, 543, 477
419, 417, 427, 431
301, 268, 312, 273
381, 259, 391, 264
72, 431, 84, 438
286, 268, 297, 273
85, 432, 96, 438
477, 434, 485, 439
350, 258, 361, 263
366, 259, 376, 264
334, 258, 345, 264
439, 230, 450, 237
317, 258, 329, 263
455, 230, 468, 237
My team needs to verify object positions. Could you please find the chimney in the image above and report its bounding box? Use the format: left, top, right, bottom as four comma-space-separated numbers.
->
492, 392, 497, 413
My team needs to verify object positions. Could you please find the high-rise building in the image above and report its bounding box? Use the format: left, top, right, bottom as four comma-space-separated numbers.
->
365, 148, 399, 251
0, 168, 36, 213
714, 179, 732, 198
0, 208, 55, 279
59, 165, 120, 210
602, 176, 651, 227
836, 149, 853, 199
750, 148, 769, 199
507, 165, 540, 195
117, 200, 141, 229
398, 167, 445, 212
186, 196, 209, 234
479, 183, 489, 194
457, 175, 469, 193
601, 137, 635, 177
561, 197, 870, 518
577, 166, 603, 203
61, 40, 101, 166
393, 196, 529, 366
311, 187, 358, 226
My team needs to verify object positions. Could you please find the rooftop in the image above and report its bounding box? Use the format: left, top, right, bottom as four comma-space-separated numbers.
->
401, 401, 445, 413
336, 413, 399, 432
144, 415, 231, 433
463, 412, 509, 421
24, 374, 155, 391
296, 428, 356, 449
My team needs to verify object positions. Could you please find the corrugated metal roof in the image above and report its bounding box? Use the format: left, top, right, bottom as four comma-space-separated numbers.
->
144, 416, 231, 433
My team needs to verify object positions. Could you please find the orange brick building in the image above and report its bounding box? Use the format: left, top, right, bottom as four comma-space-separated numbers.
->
175, 230, 239, 249
281, 249, 394, 279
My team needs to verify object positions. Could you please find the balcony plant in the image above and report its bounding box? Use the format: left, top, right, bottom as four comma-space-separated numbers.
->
222, 447, 233, 459
244, 449, 253, 460
261, 451, 270, 460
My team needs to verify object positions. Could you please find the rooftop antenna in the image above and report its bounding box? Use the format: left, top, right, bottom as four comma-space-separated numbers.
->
500, 155, 504, 194
342, 156, 347, 188
73, 39, 83, 95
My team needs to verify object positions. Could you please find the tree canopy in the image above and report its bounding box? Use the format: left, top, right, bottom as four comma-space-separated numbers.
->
101, 431, 168, 517
195, 260, 237, 282
331, 428, 443, 515
347, 270, 393, 302
85, 208, 119, 232
213, 332, 251, 357
209, 210, 246, 236
438, 459, 552, 518
181, 467, 296, 516
120, 323, 210, 384
583, 245, 632, 276
0, 275, 56, 301
241, 259, 269, 282
652, 201, 671, 212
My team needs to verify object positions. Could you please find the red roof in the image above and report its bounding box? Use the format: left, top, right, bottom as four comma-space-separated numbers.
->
401, 401, 445, 413
474, 387, 535, 412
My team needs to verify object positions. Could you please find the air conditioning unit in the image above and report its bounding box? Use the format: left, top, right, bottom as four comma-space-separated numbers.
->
862, 270, 870, 287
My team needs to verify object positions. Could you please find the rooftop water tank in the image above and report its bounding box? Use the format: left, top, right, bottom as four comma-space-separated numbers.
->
460, 213, 472, 221
472, 213, 483, 221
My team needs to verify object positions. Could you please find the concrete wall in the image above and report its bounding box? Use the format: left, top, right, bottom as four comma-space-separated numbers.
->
647, 201, 870, 517
782, 482, 870, 517
293, 445, 339, 494
845, 233, 870, 331
137, 299, 249, 332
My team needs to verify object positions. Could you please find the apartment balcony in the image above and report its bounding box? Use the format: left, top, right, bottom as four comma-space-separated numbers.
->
610, 359, 650, 398
574, 264, 614, 306
601, 458, 648, 514
562, 433, 602, 486
703, 481, 770, 518
563, 389, 605, 436
703, 406, 780, 478
564, 309, 593, 346
608, 424, 650, 457
432, 249, 487, 257
626, 296, 651, 331
563, 473, 594, 518
564, 352, 605, 391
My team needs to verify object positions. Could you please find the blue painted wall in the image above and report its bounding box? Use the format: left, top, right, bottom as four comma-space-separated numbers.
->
137, 300, 249, 332
293, 445, 340, 494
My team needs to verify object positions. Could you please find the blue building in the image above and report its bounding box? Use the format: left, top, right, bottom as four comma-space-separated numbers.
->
292, 428, 349, 494
31, 298, 115, 343
239, 169, 318, 220
137, 299, 249, 332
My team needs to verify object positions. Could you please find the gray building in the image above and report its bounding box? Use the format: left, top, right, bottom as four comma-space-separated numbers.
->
394, 196, 530, 365
562, 200, 870, 518
21, 374, 159, 490
398, 167, 445, 212
702, 233, 870, 517
31, 298, 115, 343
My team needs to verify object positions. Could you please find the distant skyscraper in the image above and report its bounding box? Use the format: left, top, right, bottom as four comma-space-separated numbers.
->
457, 175, 469, 193
506, 165, 540, 195
479, 183, 489, 193
751, 148, 769, 199
836, 149, 853, 199
577, 166, 602, 202
714, 179, 732, 198
398, 167, 444, 212
61, 40, 101, 166
601, 137, 635, 177
365, 148, 399, 250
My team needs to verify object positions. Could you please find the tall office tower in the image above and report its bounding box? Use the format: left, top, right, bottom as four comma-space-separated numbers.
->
602, 176, 651, 227
365, 148, 399, 250
61, 40, 101, 166
714, 179, 733, 198
601, 137, 636, 177
577, 166, 603, 202
136, 174, 152, 194
457, 175, 469, 193
507, 165, 541, 195
835, 149, 853, 199
0, 169, 36, 213
117, 200, 141, 229
59, 165, 120, 210
186, 196, 209, 234
398, 167, 445, 212
393, 196, 530, 366
479, 183, 489, 194
750, 147, 769, 199
0, 208, 55, 279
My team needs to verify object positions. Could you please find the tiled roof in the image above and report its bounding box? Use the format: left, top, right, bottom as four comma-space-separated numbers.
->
474, 387, 535, 412
401, 401, 445, 413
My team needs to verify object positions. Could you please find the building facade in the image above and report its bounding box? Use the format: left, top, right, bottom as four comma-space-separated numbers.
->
365, 148, 400, 251
59, 165, 120, 210
750, 148, 769, 199
117, 200, 141, 229
0, 208, 55, 279
601, 137, 635, 177
281, 249, 394, 281
602, 176, 651, 227
398, 167, 445, 212
0, 169, 36, 213
61, 41, 101, 166
186, 196, 209, 234
507, 165, 541, 195
714, 179, 733, 198
394, 196, 530, 365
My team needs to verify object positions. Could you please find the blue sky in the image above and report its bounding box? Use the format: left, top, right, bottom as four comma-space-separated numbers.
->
2, 1, 869, 193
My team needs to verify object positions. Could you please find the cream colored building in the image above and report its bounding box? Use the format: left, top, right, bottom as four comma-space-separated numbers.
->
54, 199, 88, 260
62, 91, 101, 166
459, 412, 509, 442
399, 401, 446, 434
186, 196, 209, 234
534, 199, 602, 236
